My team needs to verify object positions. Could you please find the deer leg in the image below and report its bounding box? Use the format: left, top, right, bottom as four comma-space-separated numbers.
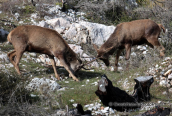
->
114, 49, 122, 71
8, 50, 16, 66
57, 54, 79, 81
125, 44, 131, 60
147, 37, 165, 58
48, 55, 61, 80
14, 51, 24, 75
125, 44, 131, 70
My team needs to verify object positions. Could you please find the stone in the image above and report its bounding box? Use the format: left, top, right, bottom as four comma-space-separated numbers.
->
26, 77, 61, 91
46, 17, 71, 29
164, 69, 172, 76
169, 88, 172, 93
29, 53, 37, 57
0, 53, 10, 63
168, 73, 172, 79
159, 80, 167, 87
164, 57, 171, 61
137, 45, 147, 51
170, 81, 172, 86
160, 77, 166, 80
65, 24, 77, 39
78, 21, 115, 45
38, 21, 52, 29
31, 13, 38, 19
143, 51, 147, 55
131, 52, 136, 56
64, 21, 115, 45
118, 67, 123, 71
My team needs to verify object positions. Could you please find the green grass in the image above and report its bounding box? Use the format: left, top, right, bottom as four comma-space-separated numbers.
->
2, 44, 172, 115
0, 44, 14, 51
17, 55, 172, 107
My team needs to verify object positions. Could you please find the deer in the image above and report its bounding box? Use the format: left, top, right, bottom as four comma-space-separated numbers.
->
7, 25, 87, 81
93, 19, 166, 71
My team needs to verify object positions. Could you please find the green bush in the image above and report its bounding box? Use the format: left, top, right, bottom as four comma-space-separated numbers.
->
23, 5, 35, 14
0, 72, 35, 105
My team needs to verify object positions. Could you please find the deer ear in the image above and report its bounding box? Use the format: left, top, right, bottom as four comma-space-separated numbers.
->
93, 44, 99, 52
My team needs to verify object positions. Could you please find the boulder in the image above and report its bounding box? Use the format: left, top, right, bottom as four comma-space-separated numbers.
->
0, 53, 10, 63
65, 21, 115, 45
78, 21, 115, 45
46, 17, 71, 30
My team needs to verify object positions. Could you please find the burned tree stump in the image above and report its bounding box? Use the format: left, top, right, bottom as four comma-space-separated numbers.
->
132, 76, 154, 102
95, 75, 154, 111
95, 74, 140, 111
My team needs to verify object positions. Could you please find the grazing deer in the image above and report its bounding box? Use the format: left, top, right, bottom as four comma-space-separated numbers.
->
7, 25, 83, 81
93, 19, 166, 71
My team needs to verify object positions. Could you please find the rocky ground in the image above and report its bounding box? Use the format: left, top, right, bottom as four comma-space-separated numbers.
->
0, 2, 172, 116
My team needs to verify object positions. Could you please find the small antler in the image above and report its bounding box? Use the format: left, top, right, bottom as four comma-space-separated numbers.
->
77, 57, 100, 71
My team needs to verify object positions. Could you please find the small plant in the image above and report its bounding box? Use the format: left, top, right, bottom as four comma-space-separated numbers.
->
55, 2, 63, 7
23, 5, 35, 14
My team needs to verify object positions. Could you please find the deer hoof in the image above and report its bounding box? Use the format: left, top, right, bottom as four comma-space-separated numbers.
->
75, 78, 79, 82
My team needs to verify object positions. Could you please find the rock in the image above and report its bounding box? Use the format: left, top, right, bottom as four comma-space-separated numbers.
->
64, 21, 115, 45
143, 51, 147, 55
162, 91, 167, 95
168, 73, 172, 79
26, 77, 61, 91
170, 81, 172, 86
78, 21, 115, 45
68, 44, 83, 56
29, 53, 37, 57
118, 67, 123, 71
46, 17, 71, 30
75, 29, 89, 43
164, 57, 171, 61
38, 21, 52, 29
164, 69, 172, 76
137, 45, 147, 51
65, 23, 78, 40
14, 12, 20, 20
109, 108, 115, 114
131, 52, 136, 56
160, 77, 166, 80
159, 80, 168, 87
0, 53, 10, 63
168, 64, 172, 69
65, 23, 89, 43
38, 54, 52, 65
169, 88, 172, 93
56, 110, 67, 116
48, 5, 61, 14
110, 66, 114, 71
31, 13, 38, 19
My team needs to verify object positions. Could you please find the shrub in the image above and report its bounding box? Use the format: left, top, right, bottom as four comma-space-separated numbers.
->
0, 72, 32, 105
23, 5, 35, 14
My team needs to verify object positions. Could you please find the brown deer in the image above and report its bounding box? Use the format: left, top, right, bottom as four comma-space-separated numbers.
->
93, 19, 166, 71
7, 25, 83, 81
